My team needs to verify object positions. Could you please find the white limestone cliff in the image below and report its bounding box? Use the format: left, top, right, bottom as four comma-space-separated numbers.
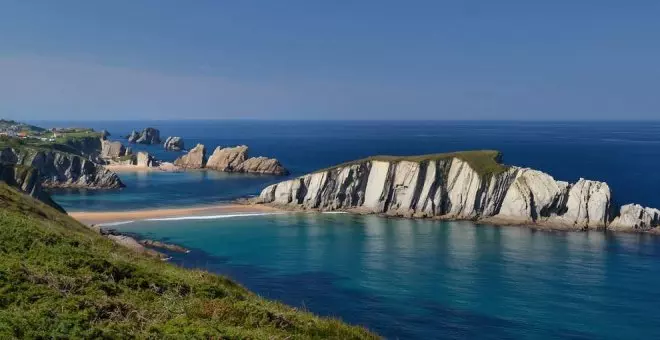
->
256, 152, 651, 232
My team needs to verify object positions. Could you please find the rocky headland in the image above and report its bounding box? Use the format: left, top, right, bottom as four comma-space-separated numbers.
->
0, 163, 64, 212
254, 150, 659, 233
174, 143, 288, 175
0, 147, 124, 189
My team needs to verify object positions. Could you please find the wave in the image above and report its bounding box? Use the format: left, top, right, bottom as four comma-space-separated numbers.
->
143, 212, 287, 222
98, 220, 136, 227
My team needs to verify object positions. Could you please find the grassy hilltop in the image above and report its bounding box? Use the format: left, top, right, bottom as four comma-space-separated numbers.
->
0, 182, 377, 339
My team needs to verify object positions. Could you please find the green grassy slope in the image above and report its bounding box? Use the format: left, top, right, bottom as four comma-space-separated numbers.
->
314, 150, 508, 178
0, 183, 377, 339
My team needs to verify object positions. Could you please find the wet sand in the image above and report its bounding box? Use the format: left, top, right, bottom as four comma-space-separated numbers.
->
70, 203, 280, 225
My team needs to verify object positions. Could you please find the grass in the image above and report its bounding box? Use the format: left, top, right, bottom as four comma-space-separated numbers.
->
0, 182, 378, 339
314, 150, 508, 178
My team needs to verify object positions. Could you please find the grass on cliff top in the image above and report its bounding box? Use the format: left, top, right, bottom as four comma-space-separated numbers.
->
0, 183, 377, 339
315, 150, 508, 178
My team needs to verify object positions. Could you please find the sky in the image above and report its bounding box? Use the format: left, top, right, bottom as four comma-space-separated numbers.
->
0, 0, 659, 121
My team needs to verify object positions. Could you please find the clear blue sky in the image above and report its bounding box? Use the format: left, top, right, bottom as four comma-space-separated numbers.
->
1, 0, 658, 120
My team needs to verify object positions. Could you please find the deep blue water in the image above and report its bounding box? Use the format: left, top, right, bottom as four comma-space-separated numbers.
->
32, 120, 660, 339
40, 120, 660, 211
113, 213, 660, 339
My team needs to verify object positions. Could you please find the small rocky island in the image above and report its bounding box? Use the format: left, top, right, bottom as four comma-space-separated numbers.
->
127, 127, 161, 144
254, 150, 659, 233
174, 144, 288, 175
164, 136, 184, 151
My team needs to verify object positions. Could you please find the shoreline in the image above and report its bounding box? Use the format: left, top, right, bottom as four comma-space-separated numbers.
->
104, 162, 181, 173
70, 203, 281, 225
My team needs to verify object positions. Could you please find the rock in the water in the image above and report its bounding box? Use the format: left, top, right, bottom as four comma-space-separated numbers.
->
136, 151, 155, 167
255, 151, 651, 232
164, 136, 185, 151
206, 145, 248, 171
128, 128, 161, 144
100, 129, 110, 140
127, 130, 140, 143
101, 140, 127, 159
610, 204, 660, 232
173, 144, 206, 168
236, 157, 288, 175
0, 147, 124, 189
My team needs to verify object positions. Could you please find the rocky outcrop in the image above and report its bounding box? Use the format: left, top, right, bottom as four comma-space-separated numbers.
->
0, 147, 124, 189
609, 204, 660, 232
235, 157, 288, 175
0, 164, 65, 212
164, 136, 184, 151
256, 151, 655, 232
206, 145, 248, 171
128, 128, 161, 144
101, 140, 128, 159
101, 129, 110, 140
206, 145, 288, 175
136, 151, 155, 167
174, 144, 206, 168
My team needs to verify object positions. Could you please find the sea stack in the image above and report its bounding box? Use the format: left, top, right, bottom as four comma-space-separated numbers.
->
174, 143, 207, 168
128, 128, 161, 144
164, 136, 185, 151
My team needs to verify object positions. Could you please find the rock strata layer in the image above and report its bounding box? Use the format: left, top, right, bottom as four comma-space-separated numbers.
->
0, 147, 124, 189
174, 144, 207, 168
0, 164, 65, 212
164, 136, 184, 151
203, 145, 288, 175
256, 151, 658, 233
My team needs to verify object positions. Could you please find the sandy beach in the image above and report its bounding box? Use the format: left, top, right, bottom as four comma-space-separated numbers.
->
104, 162, 180, 173
70, 203, 281, 225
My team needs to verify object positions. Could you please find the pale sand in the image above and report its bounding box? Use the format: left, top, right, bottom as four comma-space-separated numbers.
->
70, 204, 280, 225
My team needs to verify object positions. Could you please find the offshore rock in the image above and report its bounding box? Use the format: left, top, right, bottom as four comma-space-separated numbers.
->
174, 144, 206, 169
128, 128, 161, 145
164, 136, 184, 151
206, 145, 248, 171
206, 145, 288, 175
127, 130, 140, 143
609, 204, 660, 232
256, 151, 651, 232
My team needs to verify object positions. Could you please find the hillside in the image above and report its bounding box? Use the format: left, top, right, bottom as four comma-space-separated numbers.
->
0, 182, 376, 339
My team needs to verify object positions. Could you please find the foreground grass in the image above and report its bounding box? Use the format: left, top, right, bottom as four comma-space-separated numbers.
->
0, 183, 377, 339
315, 150, 508, 178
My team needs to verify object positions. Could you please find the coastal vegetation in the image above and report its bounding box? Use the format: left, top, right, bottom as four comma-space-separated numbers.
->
0, 182, 376, 339
314, 150, 508, 178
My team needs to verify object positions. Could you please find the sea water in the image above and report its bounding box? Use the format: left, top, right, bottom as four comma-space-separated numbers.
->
36, 120, 660, 338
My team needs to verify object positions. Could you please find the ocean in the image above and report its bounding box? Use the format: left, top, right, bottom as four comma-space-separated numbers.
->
35, 120, 660, 339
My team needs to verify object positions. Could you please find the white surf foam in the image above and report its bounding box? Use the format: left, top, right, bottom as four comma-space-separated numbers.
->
143, 212, 287, 222
98, 220, 136, 227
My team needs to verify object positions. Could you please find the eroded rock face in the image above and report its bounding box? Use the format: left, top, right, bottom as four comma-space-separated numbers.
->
101, 140, 127, 159
136, 151, 155, 167
0, 147, 124, 189
128, 128, 161, 144
164, 136, 184, 151
174, 144, 206, 168
235, 157, 288, 175
0, 164, 65, 212
610, 204, 660, 232
257, 156, 633, 231
206, 145, 248, 171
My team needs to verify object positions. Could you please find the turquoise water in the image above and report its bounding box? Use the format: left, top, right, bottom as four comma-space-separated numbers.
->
114, 213, 660, 339
39, 120, 660, 338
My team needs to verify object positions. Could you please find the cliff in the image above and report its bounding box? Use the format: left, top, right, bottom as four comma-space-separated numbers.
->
0, 182, 375, 339
178, 144, 289, 175
0, 164, 64, 212
256, 150, 658, 233
0, 147, 124, 189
